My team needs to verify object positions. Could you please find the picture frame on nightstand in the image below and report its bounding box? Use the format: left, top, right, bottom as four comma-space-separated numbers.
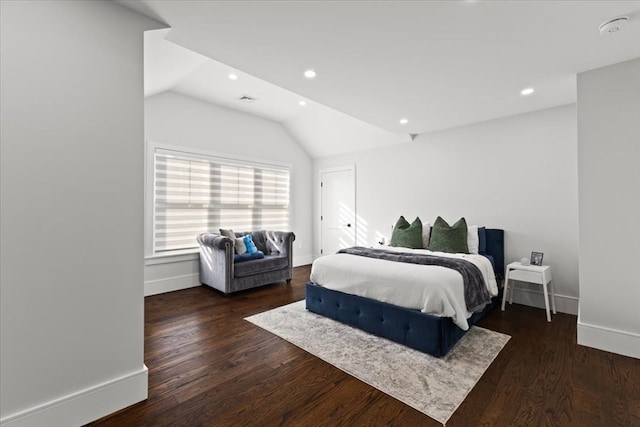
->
530, 251, 544, 266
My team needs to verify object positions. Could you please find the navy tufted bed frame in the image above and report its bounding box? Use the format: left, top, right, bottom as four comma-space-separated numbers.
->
306, 229, 504, 357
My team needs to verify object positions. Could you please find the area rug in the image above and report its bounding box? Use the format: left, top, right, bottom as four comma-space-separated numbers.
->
245, 300, 510, 425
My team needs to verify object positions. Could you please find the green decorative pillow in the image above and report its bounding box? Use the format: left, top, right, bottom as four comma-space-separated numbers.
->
427, 217, 469, 253
390, 216, 423, 249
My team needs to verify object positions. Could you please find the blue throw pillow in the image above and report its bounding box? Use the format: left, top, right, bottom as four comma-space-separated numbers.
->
234, 250, 265, 263
243, 234, 258, 254
478, 226, 487, 254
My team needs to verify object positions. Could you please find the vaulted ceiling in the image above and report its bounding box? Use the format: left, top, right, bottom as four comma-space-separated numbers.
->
120, 1, 640, 158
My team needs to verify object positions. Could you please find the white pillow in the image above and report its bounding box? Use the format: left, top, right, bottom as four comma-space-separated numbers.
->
467, 225, 479, 254
422, 222, 431, 249
234, 237, 247, 255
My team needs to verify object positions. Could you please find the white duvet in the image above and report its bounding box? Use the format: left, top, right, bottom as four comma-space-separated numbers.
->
309, 246, 498, 330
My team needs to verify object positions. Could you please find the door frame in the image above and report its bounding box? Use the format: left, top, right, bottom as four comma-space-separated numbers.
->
318, 164, 356, 257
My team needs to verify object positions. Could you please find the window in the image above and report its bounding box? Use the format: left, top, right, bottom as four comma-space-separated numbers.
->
152, 148, 290, 254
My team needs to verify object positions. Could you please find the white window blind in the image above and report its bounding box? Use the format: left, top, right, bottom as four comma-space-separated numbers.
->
153, 149, 290, 253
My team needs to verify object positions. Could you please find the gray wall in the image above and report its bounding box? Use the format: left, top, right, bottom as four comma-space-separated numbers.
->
577, 58, 640, 358
314, 104, 579, 314
0, 1, 162, 425
144, 91, 314, 295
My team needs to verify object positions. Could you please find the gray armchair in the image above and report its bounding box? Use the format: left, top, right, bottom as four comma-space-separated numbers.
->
197, 230, 295, 294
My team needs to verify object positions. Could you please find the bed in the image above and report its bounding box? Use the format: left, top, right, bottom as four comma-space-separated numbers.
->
305, 229, 504, 357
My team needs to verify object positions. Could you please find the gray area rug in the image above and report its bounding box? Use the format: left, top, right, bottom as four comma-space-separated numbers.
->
245, 300, 510, 425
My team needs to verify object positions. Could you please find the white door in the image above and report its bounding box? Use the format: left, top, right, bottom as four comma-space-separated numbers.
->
320, 166, 356, 255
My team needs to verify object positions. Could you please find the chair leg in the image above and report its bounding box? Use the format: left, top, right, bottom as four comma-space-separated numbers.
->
286, 279, 291, 284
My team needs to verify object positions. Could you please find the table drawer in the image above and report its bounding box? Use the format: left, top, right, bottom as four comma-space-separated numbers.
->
508, 269, 542, 284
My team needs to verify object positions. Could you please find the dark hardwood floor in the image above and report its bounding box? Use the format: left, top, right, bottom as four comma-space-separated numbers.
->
87, 265, 640, 426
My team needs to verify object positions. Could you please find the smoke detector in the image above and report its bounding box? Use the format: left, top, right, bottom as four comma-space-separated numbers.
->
236, 94, 257, 103
599, 17, 628, 35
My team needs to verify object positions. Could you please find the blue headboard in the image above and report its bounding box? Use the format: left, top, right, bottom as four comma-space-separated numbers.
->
484, 229, 504, 280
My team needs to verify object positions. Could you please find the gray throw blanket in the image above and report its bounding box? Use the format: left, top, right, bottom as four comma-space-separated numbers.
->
337, 246, 491, 312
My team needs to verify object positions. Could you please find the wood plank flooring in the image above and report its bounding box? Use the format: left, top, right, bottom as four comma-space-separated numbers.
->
87, 265, 640, 426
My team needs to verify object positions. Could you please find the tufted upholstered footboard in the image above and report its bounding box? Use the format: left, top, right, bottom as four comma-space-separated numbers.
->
306, 282, 501, 357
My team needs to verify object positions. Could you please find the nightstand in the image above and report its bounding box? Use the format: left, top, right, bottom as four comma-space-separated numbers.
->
501, 261, 556, 322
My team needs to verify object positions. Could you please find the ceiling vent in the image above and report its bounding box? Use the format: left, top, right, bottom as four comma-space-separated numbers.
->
599, 17, 628, 36
236, 94, 258, 103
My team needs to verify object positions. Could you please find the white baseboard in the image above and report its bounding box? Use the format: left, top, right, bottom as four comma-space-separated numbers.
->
144, 273, 201, 296
144, 256, 313, 296
577, 320, 640, 359
0, 366, 148, 427
293, 253, 314, 267
508, 285, 579, 315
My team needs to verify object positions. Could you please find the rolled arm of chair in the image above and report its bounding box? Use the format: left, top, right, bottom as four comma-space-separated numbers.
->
198, 233, 234, 250
197, 233, 234, 293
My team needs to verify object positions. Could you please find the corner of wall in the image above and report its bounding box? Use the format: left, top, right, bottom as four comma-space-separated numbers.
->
293, 254, 314, 267
577, 321, 640, 359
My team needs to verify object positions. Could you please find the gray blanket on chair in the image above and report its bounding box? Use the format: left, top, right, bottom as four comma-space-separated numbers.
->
337, 246, 492, 312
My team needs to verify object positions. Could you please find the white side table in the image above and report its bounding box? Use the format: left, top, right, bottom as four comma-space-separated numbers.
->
501, 261, 556, 322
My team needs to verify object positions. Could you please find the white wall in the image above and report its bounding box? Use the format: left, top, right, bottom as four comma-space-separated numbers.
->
0, 1, 162, 426
144, 91, 314, 295
577, 59, 640, 359
314, 104, 579, 314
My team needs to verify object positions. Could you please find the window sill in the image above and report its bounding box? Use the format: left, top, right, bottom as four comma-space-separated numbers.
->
145, 249, 199, 266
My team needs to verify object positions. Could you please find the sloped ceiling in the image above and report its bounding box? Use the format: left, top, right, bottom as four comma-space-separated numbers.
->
124, 1, 640, 158
143, 29, 407, 157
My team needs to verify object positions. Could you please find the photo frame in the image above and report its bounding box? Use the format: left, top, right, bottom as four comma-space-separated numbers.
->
530, 251, 544, 266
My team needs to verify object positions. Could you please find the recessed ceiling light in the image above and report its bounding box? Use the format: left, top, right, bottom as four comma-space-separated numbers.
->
521, 88, 534, 96
299, 100, 307, 106
399, 118, 408, 124
228, 73, 238, 80
304, 69, 317, 79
